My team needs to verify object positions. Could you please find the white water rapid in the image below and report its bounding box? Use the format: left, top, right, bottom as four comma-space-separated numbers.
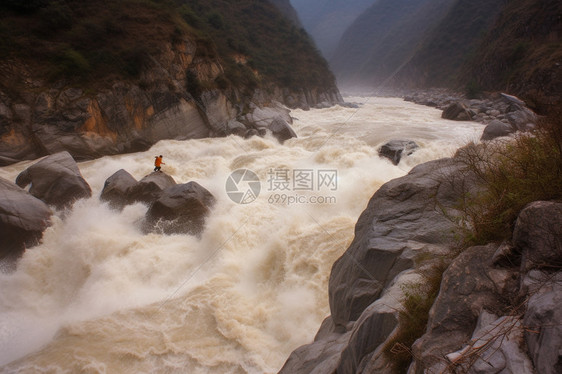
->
0, 97, 483, 373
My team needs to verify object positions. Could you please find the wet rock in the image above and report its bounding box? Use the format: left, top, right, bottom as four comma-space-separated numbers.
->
513, 201, 562, 272
244, 129, 260, 139
481, 120, 515, 141
0, 177, 52, 260
100, 169, 138, 209
128, 171, 176, 204
279, 317, 352, 374
144, 182, 215, 235
15, 151, 92, 209
378, 140, 419, 165
268, 117, 297, 143
225, 120, 247, 136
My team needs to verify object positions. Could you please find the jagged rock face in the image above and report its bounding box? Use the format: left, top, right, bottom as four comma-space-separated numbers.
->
329, 158, 478, 329
144, 182, 216, 236
280, 157, 483, 373
0, 177, 52, 260
0, 37, 341, 166
15, 151, 92, 209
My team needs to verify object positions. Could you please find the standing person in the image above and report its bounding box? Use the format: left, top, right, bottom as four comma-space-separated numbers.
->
154, 155, 165, 172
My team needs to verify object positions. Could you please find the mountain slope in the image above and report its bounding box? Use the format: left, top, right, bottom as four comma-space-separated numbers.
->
330, 0, 455, 90
461, 0, 562, 112
392, 0, 504, 88
0, 0, 340, 165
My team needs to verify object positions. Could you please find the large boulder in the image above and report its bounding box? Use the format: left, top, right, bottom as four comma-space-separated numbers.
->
15, 151, 92, 209
480, 120, 515, 141
99, 169, 138, 209
127, 171, 176, 204
0, 177, 52, 260
513, 201, 562, 272
378, 140, 419, 165
329, 158, 480, 329
442, 102, 474, 121
144, 182, 216, 236
268, 117, 297, 143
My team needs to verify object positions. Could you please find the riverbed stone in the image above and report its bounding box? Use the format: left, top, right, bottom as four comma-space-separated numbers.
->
378, 140, 419, 165
0, 176, 52, 260
144, 181, 215, 236
15, 151, 92, 209
99, 169, 138, 209
128, 171, 176, 204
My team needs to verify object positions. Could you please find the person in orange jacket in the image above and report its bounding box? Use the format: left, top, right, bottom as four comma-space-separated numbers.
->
154, 155, 165, 172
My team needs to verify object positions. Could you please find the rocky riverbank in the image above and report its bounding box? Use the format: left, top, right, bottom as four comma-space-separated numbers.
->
404, 89, 538, 142
280, 149, 562, 373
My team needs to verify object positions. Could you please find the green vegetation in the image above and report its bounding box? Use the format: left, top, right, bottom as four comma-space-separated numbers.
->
454, 112, 562, 246
0, 0, 334, 92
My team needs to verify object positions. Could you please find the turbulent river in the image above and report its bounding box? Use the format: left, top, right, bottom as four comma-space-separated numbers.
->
0, 97, 483, 373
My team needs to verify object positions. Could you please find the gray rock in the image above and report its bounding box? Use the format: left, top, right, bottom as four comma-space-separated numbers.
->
244, 129, 260, 139
144, 182, 215, 236
481, 120, 515, 141
99, 169, 138, 209
513, 201, 562, 272
442, 102, 473, 121
506, 109, 537, 131
127, 171, 176, 204
15, 151, 92, 209
410, 244, 520, 373
279, 317, 352, 374
0, 177, 52, 260
329, 158, 479, 329
378, 140, 419, 165
225, 120, 247, 136
268, 117, 297, 143
523, 272, 562, 374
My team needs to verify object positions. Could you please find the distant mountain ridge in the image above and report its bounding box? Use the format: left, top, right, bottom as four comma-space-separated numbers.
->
327, 0, 561, 110
290, 0, 376, 58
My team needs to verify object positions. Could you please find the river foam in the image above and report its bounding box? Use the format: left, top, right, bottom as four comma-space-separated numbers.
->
0, 97, 483, 373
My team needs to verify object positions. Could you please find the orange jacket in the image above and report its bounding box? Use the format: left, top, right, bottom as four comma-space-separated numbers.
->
155, 157, 164, 167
